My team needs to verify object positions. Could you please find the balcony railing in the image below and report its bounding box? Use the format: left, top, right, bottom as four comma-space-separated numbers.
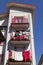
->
6, 61, 31, 65
9, 39, 30, 46
10, 23, 29, 31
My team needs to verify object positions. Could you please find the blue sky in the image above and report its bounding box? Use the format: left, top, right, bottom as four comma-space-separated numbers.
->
0, 0, 43, 65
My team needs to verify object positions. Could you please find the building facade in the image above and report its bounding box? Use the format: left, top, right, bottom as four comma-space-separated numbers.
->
38, 54, 43, 65
0, 2, 36, 65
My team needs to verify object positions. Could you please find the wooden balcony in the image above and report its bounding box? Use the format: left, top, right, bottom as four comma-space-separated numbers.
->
6, 56, 32, 65
7, 62, 31, 65
10, 23, 29, 31
9, 39, 30, 46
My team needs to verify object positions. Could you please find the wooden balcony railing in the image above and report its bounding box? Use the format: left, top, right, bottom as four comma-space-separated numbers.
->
10, 23, 29, 31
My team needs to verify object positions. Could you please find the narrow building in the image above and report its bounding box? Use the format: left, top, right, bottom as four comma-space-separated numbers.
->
0, 2, 36, 65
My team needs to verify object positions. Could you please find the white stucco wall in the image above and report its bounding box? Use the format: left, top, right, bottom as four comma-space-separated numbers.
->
29, 13, 36, 65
